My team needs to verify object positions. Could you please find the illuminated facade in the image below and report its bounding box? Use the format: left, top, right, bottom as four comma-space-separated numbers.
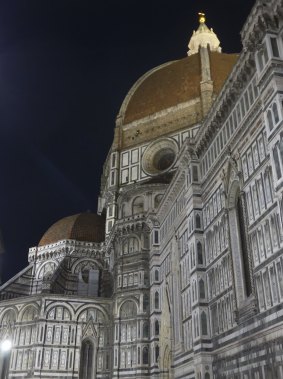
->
1, 1, 283, 378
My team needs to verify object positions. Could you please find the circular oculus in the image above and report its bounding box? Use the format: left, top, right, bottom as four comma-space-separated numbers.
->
142, 138, 178, 176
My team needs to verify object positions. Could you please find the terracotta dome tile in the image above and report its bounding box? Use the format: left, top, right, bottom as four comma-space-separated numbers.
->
39, 213, 105, 246
123, 52, 238, 124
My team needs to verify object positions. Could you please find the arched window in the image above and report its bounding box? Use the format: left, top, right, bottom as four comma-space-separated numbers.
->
273, 102, 279, 124
129, 237, 138, 253
155, 345, 159, 363
132, 196, 144, 215
154, 292, 159, 309
199, 279, 205, 299
191, 244, 195, 267
22, 306, 38, 322
267, 109, 273, 131
79, 339, 95, 379
121, 203, 126, 218
205, 373, 210, 379
236, 196, 252, 297
197, 242, 203, 265
120, 301, 137, 318
279, 137, 283, 163
273, 144, 282, 179
123, 240, 128, 254
195, 214, 201, 229
201, 312, 208, 335
142, 347, 149, 364
154, 320, 159, 335
1, 310, 16, 326
143, 294, 149, 312
143, 321, 149, 338
154, 270, 159, 281
264, 170, 272, 203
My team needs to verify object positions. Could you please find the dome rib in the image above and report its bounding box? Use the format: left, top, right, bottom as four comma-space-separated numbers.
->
119, 52, 238, 125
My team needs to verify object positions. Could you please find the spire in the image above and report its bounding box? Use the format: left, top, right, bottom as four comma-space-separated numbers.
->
187, 13, 222, 56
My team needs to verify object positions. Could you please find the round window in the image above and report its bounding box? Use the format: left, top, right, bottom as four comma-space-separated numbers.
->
142, 138, 178, 176
153, 148, 175, 171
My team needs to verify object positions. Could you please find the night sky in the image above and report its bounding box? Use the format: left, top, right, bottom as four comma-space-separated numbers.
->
0, 0, 255, 282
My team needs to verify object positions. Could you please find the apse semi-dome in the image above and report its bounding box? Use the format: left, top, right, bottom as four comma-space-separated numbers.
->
119, 52, 238, 125
39, 213, 105, 246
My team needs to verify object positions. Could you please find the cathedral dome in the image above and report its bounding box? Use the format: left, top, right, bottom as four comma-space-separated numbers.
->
119, 51, 238, 125
38, 213, 105, 246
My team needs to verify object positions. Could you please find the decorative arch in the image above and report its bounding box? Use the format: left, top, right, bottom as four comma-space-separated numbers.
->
77, 307, 107, 324
72, 259, 103, 298
76, 303, 109, 323
72, 258, 103, 273
119, 300, 137, 318
37, 261, 58, 279
46, 305, 72, 321
45, 302, 75, 319
0, 308, 17, 326
122, 235, 140, 255
19, 304, 39, 322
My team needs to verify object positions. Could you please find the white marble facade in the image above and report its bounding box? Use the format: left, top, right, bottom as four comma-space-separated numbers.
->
1, 1, 283, 378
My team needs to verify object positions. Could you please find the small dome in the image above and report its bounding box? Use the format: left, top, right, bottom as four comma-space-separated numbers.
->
39, 213, 105, 246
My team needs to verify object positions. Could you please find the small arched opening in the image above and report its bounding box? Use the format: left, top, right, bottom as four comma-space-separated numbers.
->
197, 242, 203, 265
142, 346, 149, 365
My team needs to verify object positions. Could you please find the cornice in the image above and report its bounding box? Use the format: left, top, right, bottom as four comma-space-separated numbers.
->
28, 239, 105, 263
241, 0, 282, 49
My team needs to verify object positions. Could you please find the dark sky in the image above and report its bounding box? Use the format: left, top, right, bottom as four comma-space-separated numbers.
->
0, 0, 255, 282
